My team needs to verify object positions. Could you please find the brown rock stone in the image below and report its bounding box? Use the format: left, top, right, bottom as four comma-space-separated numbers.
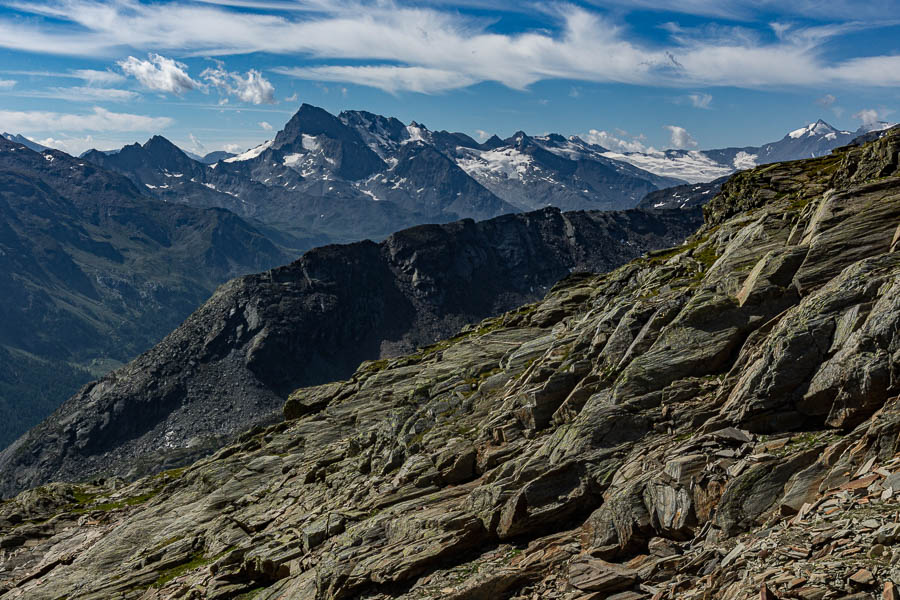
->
760, 582, 780, 600
850, 568, 875, 586
568, 557, 638, 593
885, 581, 900, 600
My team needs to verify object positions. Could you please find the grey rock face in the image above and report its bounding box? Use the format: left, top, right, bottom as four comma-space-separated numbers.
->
0, 206, 702, 497
2, 128, 900, 600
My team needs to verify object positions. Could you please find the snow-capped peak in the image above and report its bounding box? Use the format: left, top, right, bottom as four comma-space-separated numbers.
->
223, 140, 273, 163
787, 120, 840, 139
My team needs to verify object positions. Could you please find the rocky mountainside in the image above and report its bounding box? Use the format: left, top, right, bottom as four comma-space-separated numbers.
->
606, 119, 896, 183
0, 126, 898, 599
0, 133, 47, 153
0, 136, 291, 450
83, 104, 683, 243
0, 206, 702, 496
636, 177, 727, 210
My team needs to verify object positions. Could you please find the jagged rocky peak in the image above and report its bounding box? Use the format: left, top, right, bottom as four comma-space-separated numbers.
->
2, 128, 899, 599
273, 103, 384, 179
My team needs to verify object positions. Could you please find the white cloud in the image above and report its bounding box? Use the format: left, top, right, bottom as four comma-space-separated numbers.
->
285, 92, 298, 102
0, 79, 16, 89
474, 129, 490, 142
189, 132, 204, 151
201, 65, 276, 104
71, 69, 125, 86
687, 92, 712, 109
118, 53, 200, 95
816, 93, 836, 107
852, 108, 895, 128
259, 121, 273, 130
0, 106, 172, 133
17, 86, 138, 102
276, 65, 477, 94
223, 143, 242, 153
583, 129, 649, 153
2, 0, 900, 93
36, 135, 94, 155
664, 125, 698, 149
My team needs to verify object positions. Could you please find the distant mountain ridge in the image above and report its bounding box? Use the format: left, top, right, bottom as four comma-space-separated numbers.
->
1, 133, 48, 153
604, 119, 896, 183
0, 135, 293, 449
80, 104, 685, 244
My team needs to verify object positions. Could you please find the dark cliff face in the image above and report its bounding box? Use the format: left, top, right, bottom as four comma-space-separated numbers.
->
0, 137, 291, 450
0, 205, 702, 495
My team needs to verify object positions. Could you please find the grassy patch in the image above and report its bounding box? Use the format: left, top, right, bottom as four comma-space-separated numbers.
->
153, 551, 209, 588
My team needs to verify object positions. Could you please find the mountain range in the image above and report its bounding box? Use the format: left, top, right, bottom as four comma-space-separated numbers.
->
80, 105, 687, 246
0, 136, 294, 449
77, 110, 892, 230
604, 118, 895, 183
1, 124, 898, 600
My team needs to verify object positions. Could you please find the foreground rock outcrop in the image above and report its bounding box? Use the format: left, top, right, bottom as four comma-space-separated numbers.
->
0, 128, 898, 600
0, 206, 701, 496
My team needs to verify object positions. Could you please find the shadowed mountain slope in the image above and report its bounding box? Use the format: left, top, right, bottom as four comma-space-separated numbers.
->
0, 205, 702, 494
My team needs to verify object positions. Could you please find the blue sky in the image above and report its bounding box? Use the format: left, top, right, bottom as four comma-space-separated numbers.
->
0, 0, 898, 156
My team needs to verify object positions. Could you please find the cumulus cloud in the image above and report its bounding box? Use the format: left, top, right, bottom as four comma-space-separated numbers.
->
0, 106, 172, 132
223, 143, 242, 153
259, 121, 273, 130
0, 79, 16, 89
285, 92, 298, 102
583, 129, 649, 153
474, 129, 490, 142
853, 108, 880, 126
201, 65, 276, 104
119, 53, 199, 95
665, 125, 698, 149
2, 0, 900, 94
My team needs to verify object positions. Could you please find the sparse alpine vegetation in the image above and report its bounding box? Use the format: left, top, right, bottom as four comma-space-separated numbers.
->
0, 125, 898, 599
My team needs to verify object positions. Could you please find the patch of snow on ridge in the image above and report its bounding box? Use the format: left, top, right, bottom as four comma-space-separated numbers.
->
283, 153, 303, 167
404, 124, 428, 145
601, 150, 731, 184
301, 134, 319, 152
456, 148, 533, 181
224, 140, 272, 163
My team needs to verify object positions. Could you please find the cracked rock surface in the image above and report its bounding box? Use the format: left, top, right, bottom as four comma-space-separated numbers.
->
1, 128, 899, 599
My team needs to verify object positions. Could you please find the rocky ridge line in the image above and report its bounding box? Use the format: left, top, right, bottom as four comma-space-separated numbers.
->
0, 205, 701, 496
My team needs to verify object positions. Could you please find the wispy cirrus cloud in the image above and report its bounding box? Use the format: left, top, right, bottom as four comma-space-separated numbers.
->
0, 79, 15, 89
273, 65, 476, 94
1, 0, 899, 95
0, 106, 172, 132
11, 86, 138, 102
